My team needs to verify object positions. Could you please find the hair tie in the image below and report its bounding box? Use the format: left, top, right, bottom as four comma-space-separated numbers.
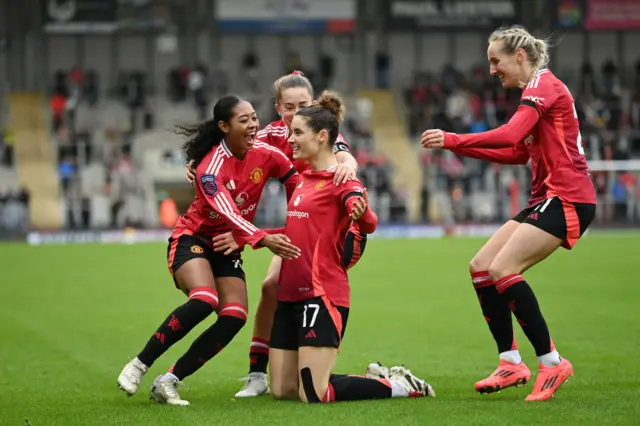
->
291, 71, 303, 76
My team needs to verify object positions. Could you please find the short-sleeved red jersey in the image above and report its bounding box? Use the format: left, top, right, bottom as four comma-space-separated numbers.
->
445, 69, 596, 207
172, 141, 298, 248
256, 120, 351, 173
277, 170, 377, 308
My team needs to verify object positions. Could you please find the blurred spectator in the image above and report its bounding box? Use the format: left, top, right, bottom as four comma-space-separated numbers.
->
188, 64, 207, 120
612, 173, 628, 220
318, 52, 335, 92
446, 80, 472, 129
108, 144, 137, 227
212, 63, 230, 98
375, 50, 390, 89
244, 51, 260, 92
159, 195, 179, 229
69, 65, 84, 101
0, 188, 29, 232
0, 128, 14, 167
53, 70, 68, 97
59, 153, 76, 192
168, 68, 188, 102
83, 70, 99, 106
51, 92, 66, 133
579, 62, 597, 97
244, 51, 259, 76
143, 106, 155, 130
124, 72, 145, 111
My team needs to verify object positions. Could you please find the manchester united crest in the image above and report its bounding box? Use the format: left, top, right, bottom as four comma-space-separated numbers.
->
249, 167, 264, 184
191, 245, 204, 254
315, 180, 326, 190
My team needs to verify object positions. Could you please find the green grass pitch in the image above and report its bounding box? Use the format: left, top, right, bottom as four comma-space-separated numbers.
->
1, 235, 639, 425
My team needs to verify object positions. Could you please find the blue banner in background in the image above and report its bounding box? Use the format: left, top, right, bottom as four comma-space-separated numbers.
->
215, 0, 355, 34
218, 20, 328, 34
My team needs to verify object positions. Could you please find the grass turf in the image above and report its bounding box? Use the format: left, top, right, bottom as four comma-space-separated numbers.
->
1, 236, 638, 425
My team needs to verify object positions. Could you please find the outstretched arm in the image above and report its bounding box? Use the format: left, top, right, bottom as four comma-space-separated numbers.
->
422, 103, 540, 150
450, 144, 530, 165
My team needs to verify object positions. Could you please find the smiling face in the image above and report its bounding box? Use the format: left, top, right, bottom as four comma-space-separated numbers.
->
487, 39, 526, 88
276, 87, 313, 130
288, 115, 328, 161
219, 100, 259, 155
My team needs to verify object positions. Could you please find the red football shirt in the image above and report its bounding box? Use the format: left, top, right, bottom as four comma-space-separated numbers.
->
445, 69, 596, 207
256, 120, 365, 240
256, 120, 351, 173
277, 170, 377, 308
173, 141, 298, 247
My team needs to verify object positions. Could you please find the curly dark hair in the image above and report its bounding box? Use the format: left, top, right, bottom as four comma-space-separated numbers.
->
177, 95, 244, 166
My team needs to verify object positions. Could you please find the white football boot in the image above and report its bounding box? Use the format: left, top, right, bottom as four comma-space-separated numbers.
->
117, 357, 149, 396
234, 372, 270, 398
365, 362, 390, 380
149, 375, 190, 406
389, 366, 436, 397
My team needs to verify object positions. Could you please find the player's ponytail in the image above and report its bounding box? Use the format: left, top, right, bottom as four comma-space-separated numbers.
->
532, 38, 550, 70
296, 90, 346, 146
489, 25, 551, 72
178, 95, 243, 166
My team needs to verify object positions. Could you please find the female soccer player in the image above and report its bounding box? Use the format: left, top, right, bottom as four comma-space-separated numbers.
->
421, 25, 596, 401
116, 95, 301, 406
186, 71, 365, 398
269, 91, 434, 403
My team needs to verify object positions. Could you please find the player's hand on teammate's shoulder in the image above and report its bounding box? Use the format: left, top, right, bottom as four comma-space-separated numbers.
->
262, 234, 301, 260
333, 163, 357, 185
421, 129, 445, 149
185, 160, 196, 185
212, 232, 239, 255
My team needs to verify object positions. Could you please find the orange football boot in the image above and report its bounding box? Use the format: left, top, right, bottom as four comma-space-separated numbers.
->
475, 359, 532, 394
525, 358, 574, 401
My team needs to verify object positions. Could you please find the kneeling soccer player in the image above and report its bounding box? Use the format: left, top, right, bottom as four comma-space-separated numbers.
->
266, 91, 436, 402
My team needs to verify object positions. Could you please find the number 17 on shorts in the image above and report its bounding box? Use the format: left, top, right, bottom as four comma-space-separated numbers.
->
297, 297, 349, 349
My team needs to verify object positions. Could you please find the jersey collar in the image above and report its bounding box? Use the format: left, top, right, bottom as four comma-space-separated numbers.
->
220, 140, 232, 157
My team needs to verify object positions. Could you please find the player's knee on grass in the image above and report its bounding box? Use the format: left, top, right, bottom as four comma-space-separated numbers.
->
271, 385, 299, 400
270, 378, 298, 400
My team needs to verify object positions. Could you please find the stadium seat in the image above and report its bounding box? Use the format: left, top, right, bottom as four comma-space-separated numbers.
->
0, 166, 19, 193
79, 163, 108, 196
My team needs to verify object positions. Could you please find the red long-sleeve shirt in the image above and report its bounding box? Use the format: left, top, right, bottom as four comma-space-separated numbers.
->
443, 69, 596, 206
